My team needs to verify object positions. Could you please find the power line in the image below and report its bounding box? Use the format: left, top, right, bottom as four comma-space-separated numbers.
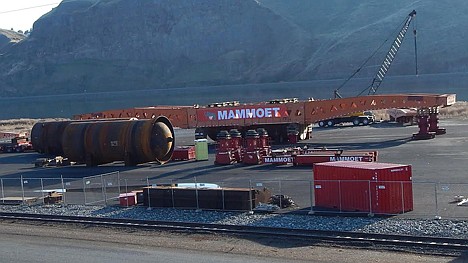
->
0, 3, 60, 15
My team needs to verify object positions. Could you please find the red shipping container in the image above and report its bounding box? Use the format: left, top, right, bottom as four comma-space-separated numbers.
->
313, 161, 413, 214
171, 146, 196, 161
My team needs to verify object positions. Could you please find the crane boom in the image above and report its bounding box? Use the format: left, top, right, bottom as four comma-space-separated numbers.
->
366, 10, 417, 95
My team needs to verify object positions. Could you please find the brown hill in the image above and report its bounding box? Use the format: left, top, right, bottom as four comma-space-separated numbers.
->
0, 0, 312, 96
0, 29, 25, 53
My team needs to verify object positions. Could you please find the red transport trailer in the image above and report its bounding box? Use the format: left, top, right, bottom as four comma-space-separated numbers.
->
263, 148, 378, 166
73, 94, 456, 142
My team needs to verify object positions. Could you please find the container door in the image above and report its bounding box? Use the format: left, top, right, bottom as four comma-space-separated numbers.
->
314, 181, 340, 210
371, 181, 412, 214
340, 180, 370, 212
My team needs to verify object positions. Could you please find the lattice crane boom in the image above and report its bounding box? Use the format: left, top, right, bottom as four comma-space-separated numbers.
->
367, 10, 417, 95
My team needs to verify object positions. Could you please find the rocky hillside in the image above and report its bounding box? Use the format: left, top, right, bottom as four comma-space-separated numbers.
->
0, 0, 467, 98
0, 0, 311, 96
259, 0, 468, 79
0, 29, 25, 53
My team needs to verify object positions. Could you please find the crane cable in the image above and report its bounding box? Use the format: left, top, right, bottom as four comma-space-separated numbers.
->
334, 14, 409, 98
413, 15, 418, 75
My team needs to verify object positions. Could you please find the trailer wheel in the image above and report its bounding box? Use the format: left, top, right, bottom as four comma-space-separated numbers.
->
353, 119, 360, 126
327, 120, 335, 127
318, 121, 326, 127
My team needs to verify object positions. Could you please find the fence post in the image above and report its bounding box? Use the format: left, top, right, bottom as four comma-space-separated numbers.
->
308, 180, 314, 214
368, 180, 373, 216
83, 178, 87, 205
117, 171, 121, 196
401, 181, 404, 213
222, 181, 225, 211
170, 179, 175, 209
338, 180, 342, 213
124, 179, 129, 207
278, 180, 282, 209
20, 176, 25, 204
146, 177, 151, 209
61, 175, 66, 205
195, 176, 200, 211
125, 179, 128, 196
40, 178, 45, 205
248, 179, 253, 213
434, 183, 439, 218
101, 175, 107, 206
1, 179, 4, 204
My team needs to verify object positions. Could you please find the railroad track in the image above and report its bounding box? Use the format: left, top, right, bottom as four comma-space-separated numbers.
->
0, 212, 466, 256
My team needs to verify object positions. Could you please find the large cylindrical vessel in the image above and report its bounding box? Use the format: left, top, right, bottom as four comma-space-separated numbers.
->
31, 121, 72, 155
61, 116, 174, 166
31, 118, 127, 156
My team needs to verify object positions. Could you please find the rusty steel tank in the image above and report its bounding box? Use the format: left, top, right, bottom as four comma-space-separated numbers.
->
61, 116, 175, 166
31, 121, 73, 156
31, 118, 128, 156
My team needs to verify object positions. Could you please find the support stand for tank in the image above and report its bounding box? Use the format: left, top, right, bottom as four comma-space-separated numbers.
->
412, 108, 436, 140
214, 130, 235, 165
242, 130, 262, 164
256, 128, 271, 157
229, 129, 243, 163
287, 125, 299, 144
428, 107, 446, 135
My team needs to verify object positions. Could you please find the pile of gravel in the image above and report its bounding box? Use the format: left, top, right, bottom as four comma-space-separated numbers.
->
0, 204, 467, 239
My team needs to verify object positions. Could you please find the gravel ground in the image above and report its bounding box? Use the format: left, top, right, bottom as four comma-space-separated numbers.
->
0, 204, 466, 239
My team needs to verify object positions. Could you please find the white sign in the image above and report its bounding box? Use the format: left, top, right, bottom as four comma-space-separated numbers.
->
217, 107, 281, 120
263, 156, 294, 163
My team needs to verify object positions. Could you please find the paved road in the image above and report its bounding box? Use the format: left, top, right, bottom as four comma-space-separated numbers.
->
0, 119, 467, 218
1, 234, 312, 263
0, 232, 311, 263
0, 222, 459, 263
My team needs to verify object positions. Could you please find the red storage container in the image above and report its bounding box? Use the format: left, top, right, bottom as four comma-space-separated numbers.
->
313, 161, 413, 214
171, 146, 196, 161
119, 193, 137, 207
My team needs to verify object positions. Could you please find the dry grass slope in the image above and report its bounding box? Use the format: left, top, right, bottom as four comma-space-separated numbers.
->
439, 101, 468, 119
0, 118, 69, 134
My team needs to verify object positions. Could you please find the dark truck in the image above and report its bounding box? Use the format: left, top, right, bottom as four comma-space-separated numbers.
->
317, 111, 375, 127
0, 137, 33, 153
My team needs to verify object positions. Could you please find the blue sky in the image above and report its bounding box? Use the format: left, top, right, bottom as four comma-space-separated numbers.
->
0, 1, 60, 31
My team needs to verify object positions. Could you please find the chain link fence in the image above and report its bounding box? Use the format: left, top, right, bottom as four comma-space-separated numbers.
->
1, 174, 466, 219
